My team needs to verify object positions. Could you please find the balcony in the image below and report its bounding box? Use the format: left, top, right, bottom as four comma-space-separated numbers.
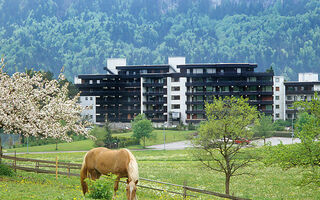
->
186, 110, 206, 114
186, 119, 205, 123
143, 91, 166, 96
144, 110, 167, 114
143, 101, 166, 105
286, 90, 315, 95
186, 80, 273, 87
143, 83, 166, 87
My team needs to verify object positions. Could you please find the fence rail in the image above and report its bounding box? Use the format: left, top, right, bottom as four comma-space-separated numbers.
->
0, 152, 251, 200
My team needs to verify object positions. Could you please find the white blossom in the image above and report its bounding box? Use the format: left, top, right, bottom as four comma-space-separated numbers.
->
0, 58, 92, 142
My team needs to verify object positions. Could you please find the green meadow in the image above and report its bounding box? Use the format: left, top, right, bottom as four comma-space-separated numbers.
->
1, 149, 319, 200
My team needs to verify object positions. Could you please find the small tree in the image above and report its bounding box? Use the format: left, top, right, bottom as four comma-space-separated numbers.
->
131, 114, 153, 148
104, 119, 114, 148
253, 114, 274, 138
191, 96, 259, 195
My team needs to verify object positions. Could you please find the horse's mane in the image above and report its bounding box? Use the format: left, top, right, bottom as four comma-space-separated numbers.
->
124, 149, 139, 182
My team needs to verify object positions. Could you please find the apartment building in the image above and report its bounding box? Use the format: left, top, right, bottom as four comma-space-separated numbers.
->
75, 57, 274, 125
273, 73, 320, 121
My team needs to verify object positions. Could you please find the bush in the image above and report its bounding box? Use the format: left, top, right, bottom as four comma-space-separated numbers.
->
86, 177, 114, 200
188, 123, 196, 130
113, 136, 140, 148
273, 131, 293, 138
0, 164, 15, 177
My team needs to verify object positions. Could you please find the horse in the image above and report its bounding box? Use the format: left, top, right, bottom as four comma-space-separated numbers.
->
80, 147, 139, 200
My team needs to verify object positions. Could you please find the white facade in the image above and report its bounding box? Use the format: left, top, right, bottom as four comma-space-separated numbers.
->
167, 57, 187, 124
273, 76, 286, 120
107, 58, 126, 75
168, 57, 186, 73
79, 96, 96, 123
298, 73, 318, 82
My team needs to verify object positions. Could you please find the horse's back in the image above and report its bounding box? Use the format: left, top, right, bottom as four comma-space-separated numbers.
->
85, 147, 130, 177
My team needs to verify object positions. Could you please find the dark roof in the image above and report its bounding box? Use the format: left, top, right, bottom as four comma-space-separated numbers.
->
177, 63, 257, 68
285, 81, 320, 86
77, 74, 116, 79
116, 65, 171, 70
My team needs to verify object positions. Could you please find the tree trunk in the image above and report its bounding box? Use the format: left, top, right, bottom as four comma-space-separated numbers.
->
225, 174, 230, 195
56, 140, 58, 150
143, 137, 146, 148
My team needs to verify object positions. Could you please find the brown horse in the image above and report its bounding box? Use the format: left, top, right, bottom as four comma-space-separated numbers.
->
80, 147, 139, 200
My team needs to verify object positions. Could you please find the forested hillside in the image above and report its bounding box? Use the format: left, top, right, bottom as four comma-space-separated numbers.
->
0, 0, 319, 81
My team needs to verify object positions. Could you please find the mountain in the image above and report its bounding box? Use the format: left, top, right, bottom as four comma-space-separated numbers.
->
0, 0, 319, 81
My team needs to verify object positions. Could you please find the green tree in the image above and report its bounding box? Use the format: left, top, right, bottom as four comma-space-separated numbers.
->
104, 119, 113, 148
265, 93, 320, 186
131, 114, 153, 148
191, 96, 259, 195
253, 114, 274, 138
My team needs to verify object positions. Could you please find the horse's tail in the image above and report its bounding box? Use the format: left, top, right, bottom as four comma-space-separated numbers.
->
80, 152, 89, 195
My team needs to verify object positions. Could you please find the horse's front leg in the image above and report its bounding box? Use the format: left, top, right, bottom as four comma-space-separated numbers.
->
113, 176, 120, 199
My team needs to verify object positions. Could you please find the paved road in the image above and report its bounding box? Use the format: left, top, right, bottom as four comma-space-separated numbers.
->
147, 140, 193, 150
3, 137, 302, 154
251, 137, 301, 146
147, 137, 301, 150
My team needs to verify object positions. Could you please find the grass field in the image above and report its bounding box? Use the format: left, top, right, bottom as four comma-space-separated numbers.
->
1, 149, 319, 200
4, 129, 195, 153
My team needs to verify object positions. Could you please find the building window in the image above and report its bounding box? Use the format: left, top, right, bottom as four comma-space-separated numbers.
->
194, 68, 203, 74
171, 104, 180, 109
276, 113, 280, 118
90, 97, 93, 101
172, 77, 180, 82
171, 95, 180, 100
237, 68, 241, 73
247, 77, 257, 82
89, 80, 93, 84
276, 87, 280, 91
171, 86, 180, 91
85, 97, 88, 101
276, 105, 280, 109
275, 96, 280, 100
287, 96, 292, 100
207, 68, 216, 74
97, 80, 100, 84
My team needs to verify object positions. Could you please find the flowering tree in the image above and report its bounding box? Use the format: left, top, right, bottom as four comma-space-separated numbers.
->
0, 58, 91, 142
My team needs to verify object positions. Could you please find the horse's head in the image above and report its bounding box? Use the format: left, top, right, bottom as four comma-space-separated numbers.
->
126, 179, 138, 200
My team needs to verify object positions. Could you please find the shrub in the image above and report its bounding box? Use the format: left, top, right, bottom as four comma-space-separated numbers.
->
86, 177, 114, 200
188, 123, 196, 130
113, 136, 140, 148
0, 164, 15, 177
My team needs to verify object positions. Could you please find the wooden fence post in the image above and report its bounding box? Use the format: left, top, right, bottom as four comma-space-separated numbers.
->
183, 180, 187, 200
14, 150, 16, 172
35, 162, 39, 173
55, 156, 58, 180
67, 164, 70, 178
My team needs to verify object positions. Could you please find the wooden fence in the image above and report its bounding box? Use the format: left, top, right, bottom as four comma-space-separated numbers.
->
0, 152, 251, 200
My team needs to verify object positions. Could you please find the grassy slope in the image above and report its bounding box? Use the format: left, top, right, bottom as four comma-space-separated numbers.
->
1, 150, 319, 199
4, 130, 195, 153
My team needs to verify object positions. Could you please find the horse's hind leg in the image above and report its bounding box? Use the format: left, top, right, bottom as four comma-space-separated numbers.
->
113, 176, 120, 199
